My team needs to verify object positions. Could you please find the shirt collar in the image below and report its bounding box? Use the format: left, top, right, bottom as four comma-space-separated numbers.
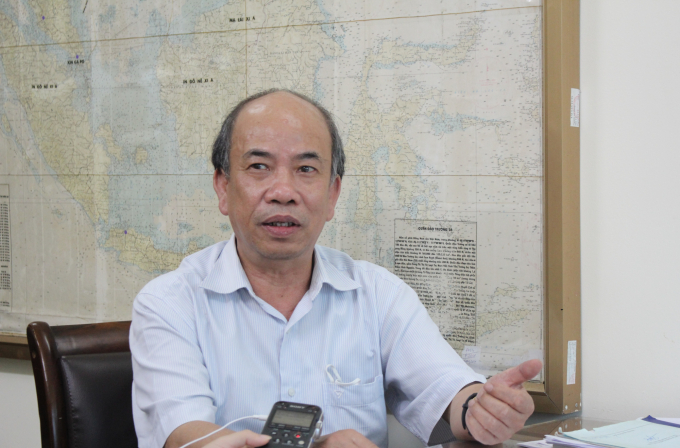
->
200, 234, 361, 296
200, 234, 253, 295
312, 247, 361, 294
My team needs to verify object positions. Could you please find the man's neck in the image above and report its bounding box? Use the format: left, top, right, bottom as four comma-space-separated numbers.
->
236, 243, 315, 321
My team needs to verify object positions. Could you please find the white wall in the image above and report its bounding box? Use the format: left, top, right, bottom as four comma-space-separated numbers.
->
0, 358, 41, 448
1, 2, 680, 446
580, 0, 680, 419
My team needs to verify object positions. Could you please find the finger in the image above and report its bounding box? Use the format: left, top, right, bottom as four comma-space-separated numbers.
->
470, 395, 512, 432
476, 385, 528, 431
489, 359, 542, 388
466, 412, 500, 445
242, 430, 272, 448
207, 430, 271, 448
482, 382, 535, 416
468, 397, 512, 442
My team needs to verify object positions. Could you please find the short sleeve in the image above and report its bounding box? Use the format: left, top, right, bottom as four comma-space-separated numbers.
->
380, 282, 486, 444
130, 291, 216, 448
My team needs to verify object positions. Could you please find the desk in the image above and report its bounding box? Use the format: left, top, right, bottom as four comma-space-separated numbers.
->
439, 416, 618, 447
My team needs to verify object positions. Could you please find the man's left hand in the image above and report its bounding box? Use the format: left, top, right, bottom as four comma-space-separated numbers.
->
465, 359, 542, 445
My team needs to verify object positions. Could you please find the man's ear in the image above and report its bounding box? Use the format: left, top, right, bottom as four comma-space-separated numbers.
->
325, 175, 342, 222
213, 169, 229, 216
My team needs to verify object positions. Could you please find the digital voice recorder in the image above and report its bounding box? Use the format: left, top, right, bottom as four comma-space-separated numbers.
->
261, 401, 323, 448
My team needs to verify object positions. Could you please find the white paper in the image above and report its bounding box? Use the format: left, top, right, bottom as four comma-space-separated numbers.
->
658, 418, 680, 424
0, 185, 11, 313
394, 220, 478, 348
567, 340, 577, 385
462, 346, 481, 365
570, 88, 580, 127
557, 420, 680, 448
546, 434, 600, 448
518, 440, 553, 448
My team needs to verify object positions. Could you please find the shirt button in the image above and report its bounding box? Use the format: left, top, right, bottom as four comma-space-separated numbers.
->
288, 388, 295, 397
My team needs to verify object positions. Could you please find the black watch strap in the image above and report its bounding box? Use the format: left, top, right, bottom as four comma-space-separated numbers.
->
461, 392, 478, 436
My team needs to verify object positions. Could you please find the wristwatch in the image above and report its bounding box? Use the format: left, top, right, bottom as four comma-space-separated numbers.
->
461, 392, 478, 436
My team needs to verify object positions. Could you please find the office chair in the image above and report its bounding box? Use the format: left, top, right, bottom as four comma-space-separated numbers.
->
27, 321, 137, 448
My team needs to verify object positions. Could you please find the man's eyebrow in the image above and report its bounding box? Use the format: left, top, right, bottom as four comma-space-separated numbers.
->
242, 149, 273, 159
294, 151, 322, 161
241, 149, 323, 162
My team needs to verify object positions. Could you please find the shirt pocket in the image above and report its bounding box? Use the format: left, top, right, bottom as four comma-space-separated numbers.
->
323, 374, 384, 408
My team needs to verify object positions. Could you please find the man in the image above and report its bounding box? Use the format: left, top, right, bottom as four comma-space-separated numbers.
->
130, 89, 541, 448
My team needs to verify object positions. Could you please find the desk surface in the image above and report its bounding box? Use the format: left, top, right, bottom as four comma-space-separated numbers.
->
440, 416, 618, 447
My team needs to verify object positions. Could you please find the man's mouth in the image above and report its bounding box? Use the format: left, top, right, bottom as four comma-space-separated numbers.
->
261, 216, 301, 229
263, 222, 298, 227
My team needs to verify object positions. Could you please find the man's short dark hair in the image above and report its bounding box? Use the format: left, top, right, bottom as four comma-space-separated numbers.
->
211, 89, 345, 180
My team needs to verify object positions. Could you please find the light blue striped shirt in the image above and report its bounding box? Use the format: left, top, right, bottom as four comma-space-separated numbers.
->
130, 235, 485, 448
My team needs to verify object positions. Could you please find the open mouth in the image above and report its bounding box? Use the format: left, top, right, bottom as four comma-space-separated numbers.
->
261, 215, 301, 233
263, 222, 298, 227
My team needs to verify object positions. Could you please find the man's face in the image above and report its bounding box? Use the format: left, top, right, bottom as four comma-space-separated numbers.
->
213, 92, 341, 264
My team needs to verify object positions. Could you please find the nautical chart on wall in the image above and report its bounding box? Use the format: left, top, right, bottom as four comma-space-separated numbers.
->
0, 0, 543, 378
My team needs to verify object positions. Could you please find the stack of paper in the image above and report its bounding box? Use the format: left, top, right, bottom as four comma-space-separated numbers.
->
519, 417, 680, 448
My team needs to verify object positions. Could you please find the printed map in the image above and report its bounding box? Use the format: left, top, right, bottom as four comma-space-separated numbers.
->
0, 0, 543, 377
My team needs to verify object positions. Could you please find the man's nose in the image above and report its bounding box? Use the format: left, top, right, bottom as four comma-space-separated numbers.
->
264, 169, 300, 204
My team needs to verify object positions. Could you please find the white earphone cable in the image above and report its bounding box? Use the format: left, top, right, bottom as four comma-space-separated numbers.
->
178, 414, 269, 448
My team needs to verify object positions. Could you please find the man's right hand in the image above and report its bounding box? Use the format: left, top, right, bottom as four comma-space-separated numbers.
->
203, 430, 272, 448
166, 421, 234, 448
313, 430, 378, 448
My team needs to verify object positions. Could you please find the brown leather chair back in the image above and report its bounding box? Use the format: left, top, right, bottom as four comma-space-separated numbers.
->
27, 321, 137, 448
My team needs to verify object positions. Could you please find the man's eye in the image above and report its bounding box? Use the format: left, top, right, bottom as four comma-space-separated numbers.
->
249, 163, 267, 170
299, 166, 316, 173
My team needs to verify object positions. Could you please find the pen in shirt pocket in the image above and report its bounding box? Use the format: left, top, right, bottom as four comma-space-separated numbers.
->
325, 364, 361, 386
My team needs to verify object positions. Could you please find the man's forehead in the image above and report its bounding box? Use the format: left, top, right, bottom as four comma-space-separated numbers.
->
239, 91, 326, 129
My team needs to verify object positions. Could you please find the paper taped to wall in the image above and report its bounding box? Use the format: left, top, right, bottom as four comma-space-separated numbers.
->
567, 340, 577, 385
571, 88, 580, 127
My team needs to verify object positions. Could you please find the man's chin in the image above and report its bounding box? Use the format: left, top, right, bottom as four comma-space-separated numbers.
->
253, 242, 311, 262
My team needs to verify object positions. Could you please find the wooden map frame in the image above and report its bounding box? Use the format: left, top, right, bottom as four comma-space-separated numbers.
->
525, 0, 581, 415
0, 0, 582, 417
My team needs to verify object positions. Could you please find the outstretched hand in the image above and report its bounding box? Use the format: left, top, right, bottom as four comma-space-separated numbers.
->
465, 359, 542, 445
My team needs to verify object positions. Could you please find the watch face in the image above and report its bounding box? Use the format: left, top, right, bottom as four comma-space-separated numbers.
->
271, 409, 315, 429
